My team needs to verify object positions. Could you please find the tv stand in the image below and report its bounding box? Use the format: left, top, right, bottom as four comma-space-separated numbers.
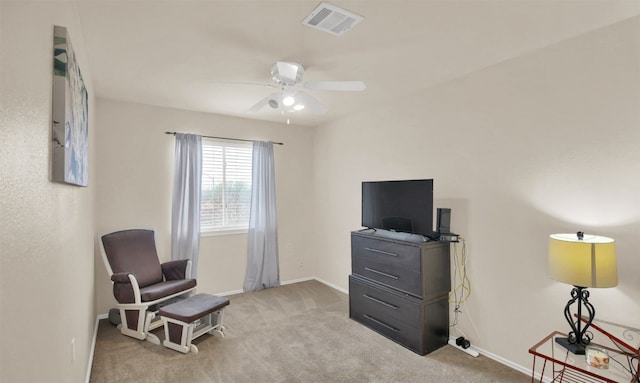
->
349, 230, 450, 355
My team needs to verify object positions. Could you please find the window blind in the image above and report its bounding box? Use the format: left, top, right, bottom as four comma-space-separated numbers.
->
201, 139, 252, 233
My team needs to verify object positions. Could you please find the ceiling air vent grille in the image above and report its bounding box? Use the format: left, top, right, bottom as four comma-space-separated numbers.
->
302, 2, 363, 36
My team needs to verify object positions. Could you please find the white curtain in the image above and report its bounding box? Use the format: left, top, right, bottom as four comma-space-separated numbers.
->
243, 141, 280, 291
171, 133, 202, 277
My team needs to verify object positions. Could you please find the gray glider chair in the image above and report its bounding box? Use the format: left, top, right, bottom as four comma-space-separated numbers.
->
99, 229, 197, 344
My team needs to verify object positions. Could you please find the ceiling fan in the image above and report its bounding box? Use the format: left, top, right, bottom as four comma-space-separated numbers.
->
246, 61, 366, 116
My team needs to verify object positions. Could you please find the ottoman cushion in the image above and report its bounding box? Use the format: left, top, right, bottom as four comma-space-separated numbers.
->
159, 293, 230, 323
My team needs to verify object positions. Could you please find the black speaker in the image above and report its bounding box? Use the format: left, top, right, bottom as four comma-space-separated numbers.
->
436, 208, 451, 233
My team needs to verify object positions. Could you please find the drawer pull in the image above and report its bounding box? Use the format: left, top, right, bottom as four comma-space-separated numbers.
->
364, 314, 399, 332
364, 267, 399, 280
363, 294, 398, 310
364, 247, 398, 257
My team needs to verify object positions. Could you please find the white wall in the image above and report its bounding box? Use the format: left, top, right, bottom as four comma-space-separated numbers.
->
312, 16, 640, 370
94, 99, 316, 314
0, 2, 96, 382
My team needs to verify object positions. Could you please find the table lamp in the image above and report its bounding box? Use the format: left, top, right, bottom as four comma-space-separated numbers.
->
548, 232, 617, 355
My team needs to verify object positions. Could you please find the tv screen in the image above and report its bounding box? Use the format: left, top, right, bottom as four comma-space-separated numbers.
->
361, 179, 434, 237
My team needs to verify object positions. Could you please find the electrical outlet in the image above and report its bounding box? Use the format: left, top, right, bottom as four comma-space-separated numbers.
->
71, 338, 76, 364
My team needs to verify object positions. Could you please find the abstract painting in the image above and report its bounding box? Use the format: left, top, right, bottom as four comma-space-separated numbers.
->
52, 25, 88, 186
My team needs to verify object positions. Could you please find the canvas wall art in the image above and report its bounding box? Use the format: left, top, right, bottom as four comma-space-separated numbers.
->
52, 25, 88, 186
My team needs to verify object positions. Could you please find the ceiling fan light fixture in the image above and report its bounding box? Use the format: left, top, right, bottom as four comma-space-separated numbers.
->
282, 95, 295, 106
293, 104, 305, 111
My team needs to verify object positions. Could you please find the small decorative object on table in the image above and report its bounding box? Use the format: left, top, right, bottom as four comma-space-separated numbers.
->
585, 345, 610, 369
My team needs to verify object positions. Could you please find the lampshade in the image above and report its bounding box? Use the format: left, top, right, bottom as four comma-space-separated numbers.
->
548, 233, 617, 288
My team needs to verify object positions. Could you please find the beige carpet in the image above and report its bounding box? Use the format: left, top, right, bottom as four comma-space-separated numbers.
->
89, 280, 529, 382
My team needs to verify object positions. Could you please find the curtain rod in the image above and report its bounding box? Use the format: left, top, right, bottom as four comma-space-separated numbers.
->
165, 131, 283, 146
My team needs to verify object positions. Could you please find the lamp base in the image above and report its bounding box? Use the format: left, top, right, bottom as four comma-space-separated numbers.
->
555, 337, 587, 355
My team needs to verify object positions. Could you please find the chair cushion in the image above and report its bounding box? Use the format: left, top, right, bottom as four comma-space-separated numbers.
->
139, 279, 197, 302
102, 229, 163, 288
159, 293, 230, 323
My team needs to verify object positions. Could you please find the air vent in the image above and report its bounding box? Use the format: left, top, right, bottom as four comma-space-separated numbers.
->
301, 2, 363, 36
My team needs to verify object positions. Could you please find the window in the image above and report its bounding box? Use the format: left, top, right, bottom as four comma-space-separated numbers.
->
200, 139, 252, 235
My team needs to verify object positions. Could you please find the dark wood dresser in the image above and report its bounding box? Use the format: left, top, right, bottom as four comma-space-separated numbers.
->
349, 229, 450, 355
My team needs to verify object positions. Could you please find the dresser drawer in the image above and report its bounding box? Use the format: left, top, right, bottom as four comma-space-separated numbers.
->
352, 234, 421, 270
352, 255, 422, 298
349, 275, 420, 328
350, 300, 424, 355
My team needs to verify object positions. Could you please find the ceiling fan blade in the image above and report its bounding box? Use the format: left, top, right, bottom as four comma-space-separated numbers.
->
296, 92, 328, 115
302, 81, 366, 91
211, 81, 276, 89
248, 94, 276, 113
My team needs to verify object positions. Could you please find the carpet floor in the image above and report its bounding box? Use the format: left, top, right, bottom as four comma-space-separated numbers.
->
89, 280, 529, 382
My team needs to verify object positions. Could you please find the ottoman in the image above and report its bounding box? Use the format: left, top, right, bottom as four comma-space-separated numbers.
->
159, 293, 230, 353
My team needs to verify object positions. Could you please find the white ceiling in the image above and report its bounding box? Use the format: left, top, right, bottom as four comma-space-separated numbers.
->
75, 0, 640, 127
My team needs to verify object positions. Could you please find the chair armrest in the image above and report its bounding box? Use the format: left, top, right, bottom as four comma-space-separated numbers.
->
111, 272, 132, 283
161, 259, 192, 280
110, 272, 142, 304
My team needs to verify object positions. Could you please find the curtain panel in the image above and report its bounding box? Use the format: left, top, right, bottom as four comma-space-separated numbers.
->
171, 133, 202, 277
243, 140, 280, 291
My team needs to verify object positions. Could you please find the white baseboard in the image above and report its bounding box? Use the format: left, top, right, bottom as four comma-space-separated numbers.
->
213, 276, 317, 297
447, 337, 479, 357
214, 287, 244, 297
206, 276, 346, 297
469, 343, 544, 382
281, 276, 315, 286
312, 276, 348, 294
85, 314, 105, 383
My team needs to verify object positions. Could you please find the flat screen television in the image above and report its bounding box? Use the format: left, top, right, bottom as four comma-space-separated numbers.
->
361, 179, 434, 237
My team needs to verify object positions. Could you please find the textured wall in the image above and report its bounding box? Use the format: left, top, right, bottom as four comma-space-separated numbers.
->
0, 2, 96, 382
311, 16, 640, 371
